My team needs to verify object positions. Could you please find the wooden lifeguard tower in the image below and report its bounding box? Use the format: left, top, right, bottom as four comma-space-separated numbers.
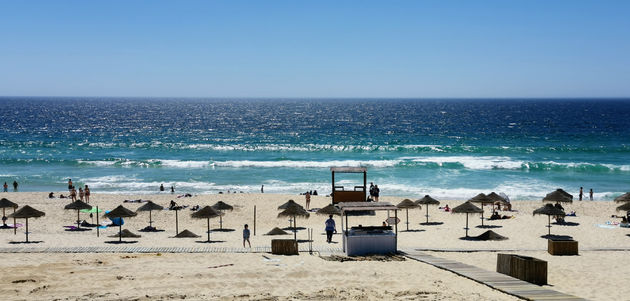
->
330, 167, 367, 204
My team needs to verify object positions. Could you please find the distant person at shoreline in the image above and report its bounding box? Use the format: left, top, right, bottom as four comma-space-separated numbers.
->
589, 188, 593, 201
312, 190, 317, 196
579, 187, 583, 201
305, 191, 311, 210
3, 182, 7, 192
84, 185, 90, 203
160, 184, 165, 192
13, 181, 18, 192
171, 186, 175, 193
373, 185, 380, 202
243, 224, 251, 248
369, 182, 375, 199
261, 185, 264, 193
68, 179, 73, 191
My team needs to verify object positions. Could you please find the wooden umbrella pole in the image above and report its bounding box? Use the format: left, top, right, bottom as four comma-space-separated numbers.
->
481, 205, 484, 226
253, 206, 256, 236
149, 210, 152, 227
426, 205, 429, 224
25, 218, 29, 243
406, 208, 409, 231
175, 209, 179, 235
2, 208, 5, 226
77, 210, 81, 229
219, 215, 223, 229
293, 215, 297, 241
465, 213, 469, 237
13, 207, 16, 235
548, 215, 551, 235
119, 224, 122, 242
96, 206, 99, 237
207, 217, 210, 242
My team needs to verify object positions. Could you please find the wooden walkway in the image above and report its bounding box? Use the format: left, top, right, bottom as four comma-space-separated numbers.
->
402, 249, 588, 301
0, 245, 343, 254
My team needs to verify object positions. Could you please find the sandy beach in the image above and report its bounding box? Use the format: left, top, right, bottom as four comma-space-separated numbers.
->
1, 192, 629, 300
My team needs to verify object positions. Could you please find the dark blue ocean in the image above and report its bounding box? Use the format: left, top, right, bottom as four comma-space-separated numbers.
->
1, 97, 629, 200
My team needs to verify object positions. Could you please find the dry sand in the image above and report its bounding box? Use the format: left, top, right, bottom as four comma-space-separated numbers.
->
1, 192, 629, 300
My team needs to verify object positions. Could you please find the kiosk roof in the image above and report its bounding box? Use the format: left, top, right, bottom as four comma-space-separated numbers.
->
330, 167, 367, 173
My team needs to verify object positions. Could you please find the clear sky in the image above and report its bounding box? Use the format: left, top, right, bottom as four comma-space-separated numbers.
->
1, 1, 629, 98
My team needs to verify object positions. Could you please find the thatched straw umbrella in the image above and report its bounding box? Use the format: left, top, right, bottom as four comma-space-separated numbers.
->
9, 205, 45, 242
136, 201, 164, 230
543, 189, 573, 204
103, 205, 137, 242
616, 202, 630, 212
416, 195, 440, 224
278, 199, 299, 210
451, 201, 483, 237
0, 198, 18, 230
614, 192, 630, 203
64, 200, 92, 230
397, 199, 420, 231
469, 193, 492, 226
278, 205, 310, 241
533, 203, 566, 236
191, 206, 223, 243
211, 201, 234, 230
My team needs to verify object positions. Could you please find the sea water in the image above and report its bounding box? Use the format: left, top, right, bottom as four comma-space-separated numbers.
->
1, 97, 629, 200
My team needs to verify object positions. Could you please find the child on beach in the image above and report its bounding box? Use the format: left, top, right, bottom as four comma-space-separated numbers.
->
243, 224, 251, 248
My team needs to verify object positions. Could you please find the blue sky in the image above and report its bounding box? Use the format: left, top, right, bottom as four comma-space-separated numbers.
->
1, 1, 629, 98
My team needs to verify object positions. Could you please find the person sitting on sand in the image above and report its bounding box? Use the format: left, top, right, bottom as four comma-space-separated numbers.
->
169, 200, 178, 210
490, 211, 501, 220
59, 194, 66, 198
48, 192, 54, 198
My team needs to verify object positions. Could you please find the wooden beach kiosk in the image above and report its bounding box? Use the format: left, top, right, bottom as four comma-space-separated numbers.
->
339, 202, 398, 256
331, 167, 367, 204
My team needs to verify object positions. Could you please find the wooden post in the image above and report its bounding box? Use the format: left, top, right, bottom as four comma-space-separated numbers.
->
207, 217, 210, 242
480, 204, 484, 227
13, 207, 16, 235
25, 218, 29, 243
96, 206, 99, 237
253, 205, 256, 236
394, 209, 398, 250
406, 208, 409, 231
175, 209, 179, 235
331, 171, 335, 204
548, 215, 551, 235
425, 205, 429, 224
465, 213, 469, 237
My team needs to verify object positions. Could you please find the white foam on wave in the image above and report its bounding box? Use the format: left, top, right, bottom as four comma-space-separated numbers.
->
213, 159, 402, 169
151, 159, 211, 168
405, 156, 524, 170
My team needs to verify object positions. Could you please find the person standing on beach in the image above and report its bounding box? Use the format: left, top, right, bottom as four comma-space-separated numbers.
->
70, 186, 77, 201
589, 189, 593, 201
325, 215, 336, 243
373, 185, 380, 202
579, 187, 583, 201
84, 185, 90, 203
369, 182, 375, 200
68, 179, 73, 191
243, 224, 251, 248
12, 181, 18, 192
261, 185, 264, 193
160, 184, 165, 192
78, 187, 84, 201
305, 191, 311, 210
171, 186, 175, 193
3, 182, 7, 192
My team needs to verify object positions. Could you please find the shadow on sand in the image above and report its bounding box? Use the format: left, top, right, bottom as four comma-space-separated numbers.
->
104, 240, 139, 244
420, 222, 444, 226
540, 234, 573, 240
9, 241, 43, 244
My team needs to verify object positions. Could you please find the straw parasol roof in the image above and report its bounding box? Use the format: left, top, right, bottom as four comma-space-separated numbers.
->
397, 199, 419, 231
278, 205, 310, 241
278, 199, 301, 210
397, 199, 419, 209
487, 192, 506, 202
64, 200, 92, 211
0, 198, 18, 209
9, 205, 45, 242
191, 206, 223, 219
452, 201, 483, 214
191, 206, 223, 243
316, 204, 341, 216
533, 203, 566, 216
265, 227, 289, 235
614, 192, 630, 203
64, 200, 92, 230
104, 205, 137, 218
415, 195, 440, 205
470, 193, 493, 204
174, 229, 200, 238
543, 189, 573, 203
451, 201, 483, 237
137, 201, 164, 212
10, 205, 45, 219
416, 195, 440, 224
533, 203, 566, 236
278, 206, 310, 218
212, 201, 234, 211
616, 202, 630, 212
471, 230, 508, 241
212, 201, 233, 230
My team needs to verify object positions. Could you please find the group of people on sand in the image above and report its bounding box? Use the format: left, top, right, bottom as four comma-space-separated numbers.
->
66, 179, 91, 203
579, 187, 594, 201
368, 182, 380, 201
3, 180, 18, 192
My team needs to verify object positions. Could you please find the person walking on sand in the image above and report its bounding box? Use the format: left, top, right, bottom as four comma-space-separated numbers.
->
3, 182, 7, 192
84, 185, 90, 203
243, 224, 251, 248
12, 181, 18, 192
589, 188, 593, 201
325, 215, 336, 243
305, 191, 311, 210
579, 187, 583, 201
